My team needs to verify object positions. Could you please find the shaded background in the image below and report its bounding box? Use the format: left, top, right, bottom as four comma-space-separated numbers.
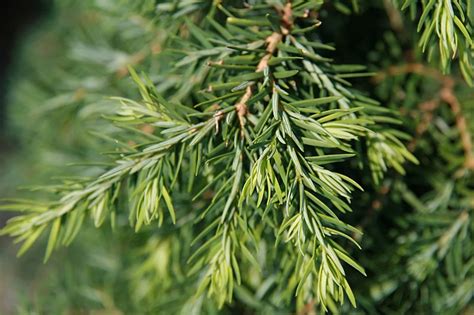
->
0, 0, 48, 135
1, 1, 49, 313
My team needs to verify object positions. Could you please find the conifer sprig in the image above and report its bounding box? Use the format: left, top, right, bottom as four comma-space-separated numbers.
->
397, 0, 474, 84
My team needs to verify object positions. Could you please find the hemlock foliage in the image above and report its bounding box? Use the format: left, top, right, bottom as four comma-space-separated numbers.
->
1, 0, 473, 314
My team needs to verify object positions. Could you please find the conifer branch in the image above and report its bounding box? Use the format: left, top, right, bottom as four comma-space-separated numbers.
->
1, 1, 440, 313
396, 0, 474, 84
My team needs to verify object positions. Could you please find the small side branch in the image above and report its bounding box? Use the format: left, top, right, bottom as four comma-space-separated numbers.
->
236, 86, 252, 132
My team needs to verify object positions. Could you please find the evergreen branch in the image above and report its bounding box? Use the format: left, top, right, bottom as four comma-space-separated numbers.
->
396, 0, 474, 84
1, 0, 425, 312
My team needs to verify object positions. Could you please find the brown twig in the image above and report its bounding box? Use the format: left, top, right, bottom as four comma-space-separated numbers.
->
407, 99, 440, 151
235, 86, 252, 133
281, 2, 294, 34
440, 80, 474, 170
256, 32, 283, 72
383, 0, 406, 37
298, 299, 316, 315
234, 31, 282, 135
235, 3, 288, 133
372, 63, 445, 83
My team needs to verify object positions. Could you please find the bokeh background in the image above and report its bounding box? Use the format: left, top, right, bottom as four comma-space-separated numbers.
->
1, 1, 49, 313
0, 0, 69, 314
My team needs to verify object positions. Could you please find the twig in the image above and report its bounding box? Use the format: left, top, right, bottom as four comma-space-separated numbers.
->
235, 86, 252, 133
298, 299, 316, 315
235, 4, 287, 132
235, 31, 282, 134
440, 80, 474, 170
256, 32, 283, 72
281, 2, 294, 34
383, 0, 404, 34
408, 99, 440, 151
226, 1, 296, 137
373, 63, 445, 83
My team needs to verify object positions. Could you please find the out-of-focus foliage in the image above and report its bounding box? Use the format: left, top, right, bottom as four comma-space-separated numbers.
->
1, 0, 473, 314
